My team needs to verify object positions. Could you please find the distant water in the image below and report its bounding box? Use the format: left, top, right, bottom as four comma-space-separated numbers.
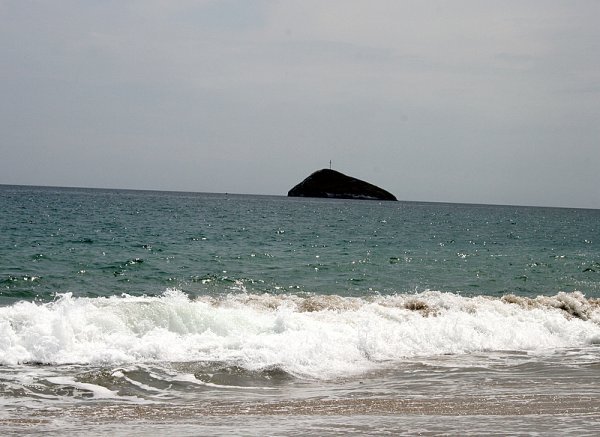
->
1, 185, 599, 435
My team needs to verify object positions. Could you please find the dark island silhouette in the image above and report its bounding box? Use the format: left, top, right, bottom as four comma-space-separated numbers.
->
288, 169, 397, 201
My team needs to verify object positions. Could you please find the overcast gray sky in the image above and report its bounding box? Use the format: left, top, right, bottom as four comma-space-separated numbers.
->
1, 1, 599, 208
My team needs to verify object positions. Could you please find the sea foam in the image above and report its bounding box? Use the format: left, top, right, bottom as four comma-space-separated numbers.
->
1, 290, 598, 378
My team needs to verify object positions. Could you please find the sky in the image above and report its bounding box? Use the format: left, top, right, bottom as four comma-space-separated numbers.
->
1, 0, 599, 208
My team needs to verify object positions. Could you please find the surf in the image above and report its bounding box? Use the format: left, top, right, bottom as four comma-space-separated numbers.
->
1, 289, 598, 379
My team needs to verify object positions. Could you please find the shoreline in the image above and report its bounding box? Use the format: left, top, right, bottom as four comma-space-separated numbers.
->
3, 395, 600, 436
6, 394, 599, 421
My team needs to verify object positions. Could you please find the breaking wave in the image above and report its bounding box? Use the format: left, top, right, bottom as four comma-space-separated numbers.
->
1, 290, 599, 379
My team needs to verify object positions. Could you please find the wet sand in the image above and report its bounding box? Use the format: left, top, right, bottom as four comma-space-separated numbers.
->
2, 393, 599, 436
26, 394, 599, 418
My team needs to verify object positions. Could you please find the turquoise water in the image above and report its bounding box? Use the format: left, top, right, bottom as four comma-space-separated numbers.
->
2, 185, 599, 304
1, 185, 599, 435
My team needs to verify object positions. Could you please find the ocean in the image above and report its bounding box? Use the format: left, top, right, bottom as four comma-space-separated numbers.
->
1, 185, 599, 435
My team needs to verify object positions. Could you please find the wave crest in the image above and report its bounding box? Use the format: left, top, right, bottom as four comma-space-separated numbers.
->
1, 290, 599, 378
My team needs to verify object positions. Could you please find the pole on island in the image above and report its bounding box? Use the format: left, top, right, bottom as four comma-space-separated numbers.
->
329, 160, 332, 170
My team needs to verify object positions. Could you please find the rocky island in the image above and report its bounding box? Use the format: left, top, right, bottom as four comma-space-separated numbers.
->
288, 169, 397, 201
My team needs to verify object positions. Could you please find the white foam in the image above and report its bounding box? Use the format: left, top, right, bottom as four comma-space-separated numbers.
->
1, 290, 598, 379
170, 372, 276, 390
47, 376, 118, 399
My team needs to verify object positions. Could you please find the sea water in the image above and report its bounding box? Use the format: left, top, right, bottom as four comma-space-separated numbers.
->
1, 185, 599, 435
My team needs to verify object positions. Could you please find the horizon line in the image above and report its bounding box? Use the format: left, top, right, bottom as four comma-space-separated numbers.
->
1, 182, 597, 211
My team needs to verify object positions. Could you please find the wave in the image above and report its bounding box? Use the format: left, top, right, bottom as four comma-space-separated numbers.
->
1, 290, 599, 378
